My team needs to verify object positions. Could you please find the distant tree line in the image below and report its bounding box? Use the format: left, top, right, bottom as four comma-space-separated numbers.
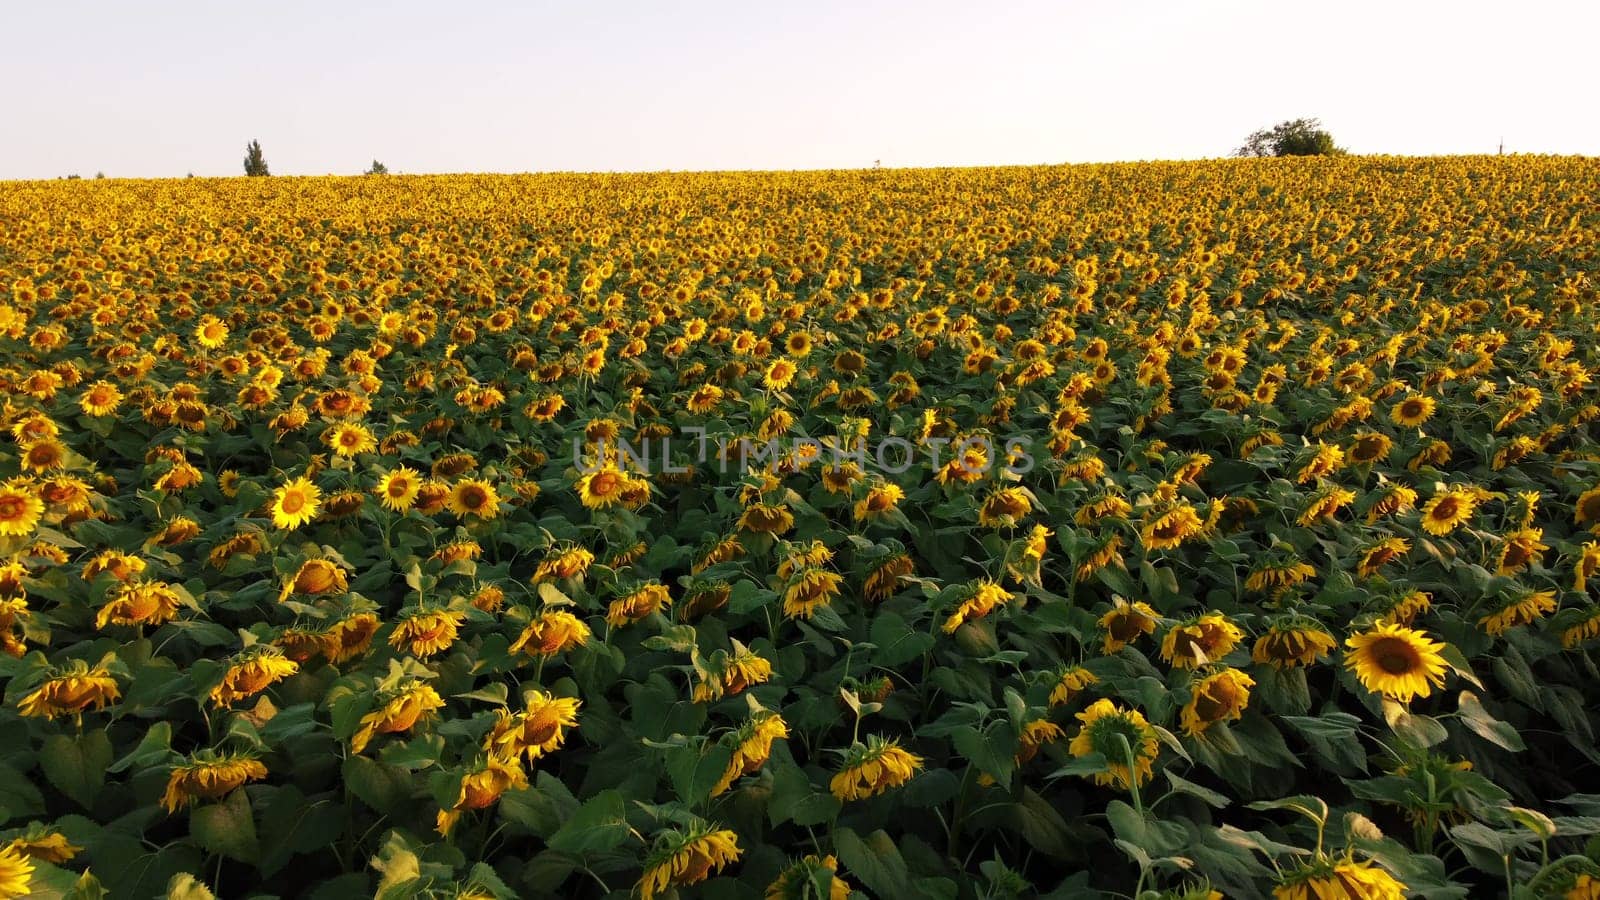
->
1235, 118, 1344, 157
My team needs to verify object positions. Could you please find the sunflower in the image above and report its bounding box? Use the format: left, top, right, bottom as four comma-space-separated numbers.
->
161, 752, 269, 812
978, 486, 1033, 527
692, 645, 774, 702
738, 502, 794, 535
388, 608, 465, 657
1478, 589, 1556, 636
1344, 621, 1448, 702
509, 609, 592, 657
1049, 665, 1099, 706
4, 829, 81, 865
1390, 394, 1436, 427
18, 659, 121, 719
1161, 614, 1244, 669
829, 735, 923, 802
435, 757, 528, 836
853, 482, 905, 523
533, 545, 596, 583
1576, 542, 1600, 592
1252, 623, 1338, 670
1246, 559, 1317, 593
1420, 488, 1478, 536
79, 380, 124, 417
1180, 668, 1255, 736
0, 483, 43, 538
638, 822, 742, 900
863, 553, 914, 603
96, 579, 184, 629
1356, 538, 1410, 578
608, 583, 672, 627
713, 711, 789, 796
1577, 486, 1600, 528
943, 579, 1015, 633
1297, 484, 1356, 526
350, 681, 445, 753
269, 476, 322, 530
1365, 483, 1417, 523
483, 690, 582, 764
324, 612, 381, 664
574, 465, 630, 509
326, 423, 376, 457
1140, 504, 1205, 551
1495, 528, 1548, 575
277, 558, 348, 602
0, 843, 34, 899
448, 479, 501, 519
210, 648, 299, 706
1068, 699, 1160, 790
781, 567, 841, 619
765, 853, 851, 900
1273, 856, 1406, 900
1099, 597, 1160, 653
376, 466, 421, 512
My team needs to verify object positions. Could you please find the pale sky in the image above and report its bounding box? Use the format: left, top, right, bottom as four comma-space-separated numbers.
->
3, 0, 1595, 180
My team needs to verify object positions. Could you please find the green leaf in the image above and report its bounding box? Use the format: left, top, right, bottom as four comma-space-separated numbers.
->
871, 611, 935, 666
343, 755, 413, 814
548, 789, 630, 854
1165, 769, 1230, 808
667, 743, 734, 806
833, 828, 912, 899
190, 787, 258, 863
953, 722, 1017, 785
1382, 699, 1449, 749
41, 731, 113, 809
1456, 691, 1526, 752
1107, 799, 1186, 856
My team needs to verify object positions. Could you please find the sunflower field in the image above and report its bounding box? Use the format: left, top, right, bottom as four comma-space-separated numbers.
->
3, 156, 1600, 900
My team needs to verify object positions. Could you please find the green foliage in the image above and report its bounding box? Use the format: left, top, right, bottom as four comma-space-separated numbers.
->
1236, 117, 1344, 157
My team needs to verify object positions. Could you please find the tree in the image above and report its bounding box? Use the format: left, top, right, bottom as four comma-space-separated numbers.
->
243, 140, 270, 176
1235, 118, 1344, 158
364, 159, 389, 175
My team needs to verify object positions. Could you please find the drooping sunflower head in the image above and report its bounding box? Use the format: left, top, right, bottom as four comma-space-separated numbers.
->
1160, 613, 1244, 669
1180, 667, 1255, 737
1272, 855, 1407, 900
388, 608, 465, 658
161, 750, 269, 813
1477, 588, 1556, 636
509, 608, 592, 657
1048, 664, 1099, 706
1098, 597, 1159, 654
18, 658, 122, 719
638, 821, 742, 900
829, 735, 923, 802
209, 646, 299, 707
765, 853, 851, 900
1251, 621, 1338, 670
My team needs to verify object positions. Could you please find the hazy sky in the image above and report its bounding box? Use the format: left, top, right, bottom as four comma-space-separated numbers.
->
3, 0, 1595, 179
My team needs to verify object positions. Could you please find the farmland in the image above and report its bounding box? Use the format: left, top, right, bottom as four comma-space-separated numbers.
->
3, 156, 1600, 899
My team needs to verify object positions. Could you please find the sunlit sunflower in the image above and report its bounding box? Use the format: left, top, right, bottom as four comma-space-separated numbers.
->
713, 710, 789, 796
18, 659, 121, 719
1344, 621, 1448, 702
269, 476, 321, 530
448, 479, 501, 519
326, 423, 376, 457
864, 553, 914, 603
350, 680, 445, 753
161, 751, 269, 812
389, 608, 465, 658
96, 579, 183, 629
0, 842, 35, 899
1251, 622, 1338, 670
1180, 668, 1255, 736
435, 757, 528, 837
692, 644, 774, 702
638, 821, 742, 900
853, 482, 905, 524
1478, 589, 1556, 636
943, 578, 1015, 633
210, 647, 299, 706
830, 735, 923, 801
1390, 394, 1436, 427
781, 567, 841, 619
607, 583, 672, 627
1273, 856, 1407, 900
1068, 699, 1159, 790
1099, 597, 1160, 653
1049, 665, 1099, 706
509, 609, 592, 657
0, 483, 44, 538
483, 690, 582, 764
574, 465, 630, 509
1161, 613, 1244, 669
1419, 487, 1478, 536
